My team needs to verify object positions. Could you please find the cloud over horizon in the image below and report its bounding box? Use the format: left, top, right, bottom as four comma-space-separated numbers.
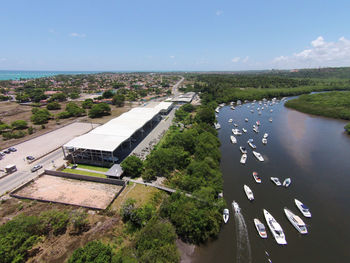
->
272, 36, 350, 68
69, 32, 86, 38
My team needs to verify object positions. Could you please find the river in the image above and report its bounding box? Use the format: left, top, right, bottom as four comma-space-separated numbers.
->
193, 98, 350, 263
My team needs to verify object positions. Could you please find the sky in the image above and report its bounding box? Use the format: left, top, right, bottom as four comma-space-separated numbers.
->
0, 0, 350, 71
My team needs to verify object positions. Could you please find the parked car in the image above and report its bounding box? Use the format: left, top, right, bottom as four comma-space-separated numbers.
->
9, 147, 17, 152
3, 149, 11, 154
0, 152, 5, 156
31, 164, 43, 173
71, 164, 78, 169
26, 156, 35, 161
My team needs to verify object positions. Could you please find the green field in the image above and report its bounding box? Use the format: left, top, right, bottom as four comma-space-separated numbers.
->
62, 168, 107, 178
76, 164, 109, 172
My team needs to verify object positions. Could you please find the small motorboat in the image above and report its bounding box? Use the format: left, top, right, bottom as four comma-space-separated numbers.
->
248, 138, 254, 142
223, 208, 229, 224
242, 128, 247, 133
283, 178, 291, 187
258, 111, 262, 115
234, 123, 238, 127
262, 138, 267, 144
231, 106, 235, 110
245, 118, 248, 122
254, 218, 267, 238
240, 146, 247, 154
232, 129, 242, 135
295, 199, 312, 218
270, 109, 273, 113
253, 127, 259, 133
252, 172, 261, 183
256, 121, 261, 126
240, 154, 247, 164
228, 119, 233, 123
264, 209, 287, 245
270, 177, 281, 186
284, 208, 308, 234
250, 109, 254, 113
232, 201, 240, 213
253, 151, 264, 161
214, 123, 221, 129
248, 141, 257, 149
244, 185, 254, 201
230, 135, 237, 144
263, 133, 268, 138
215, 107, 220, 113
269, 118, 273, 122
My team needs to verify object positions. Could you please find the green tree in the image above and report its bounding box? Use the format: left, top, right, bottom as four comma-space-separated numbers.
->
112, 94, 125, 107
102, 89, 114, 98
68, 241, 113, 263
345, 123, 350, 134
66, 102, 85, 117
82, 98, 94, 109
50, 93, 67, 102
46, 101, 61, 110
11, 120, 28, 130
195, 106, 215, 124
121, 156, 143, 178
88, 103, 111, 118
31, 109, 51, 124
69, 92, 80, 99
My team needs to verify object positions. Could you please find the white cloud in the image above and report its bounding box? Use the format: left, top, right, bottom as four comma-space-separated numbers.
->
0, 58, 7, 62
216, 10, 223, 16
242, 56, 249, 63
69, 32, 86, 38
170, 55, 175, 59
231, 57, 240, 62
272, 36, 350, 68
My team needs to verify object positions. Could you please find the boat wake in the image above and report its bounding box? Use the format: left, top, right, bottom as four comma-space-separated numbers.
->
234, 211, 252, 263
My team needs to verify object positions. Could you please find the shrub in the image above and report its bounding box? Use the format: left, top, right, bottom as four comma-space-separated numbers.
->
345, 123, 350, 134
57, 111, 71, 119
82, 99, 94, 109
68, 241, 113, 263
46, 101, 61, 110
88, 103, 111, 118
40, 210, 70, 236
31, 109, 51, 124
66, 102, 85, 117
121, 156, 143, 178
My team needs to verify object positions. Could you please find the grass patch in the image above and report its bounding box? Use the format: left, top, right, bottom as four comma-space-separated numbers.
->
62, 168, 107, 178
76, 164, 109, 172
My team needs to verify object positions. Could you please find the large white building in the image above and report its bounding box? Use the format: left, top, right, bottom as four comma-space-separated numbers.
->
62, 101, 173, 166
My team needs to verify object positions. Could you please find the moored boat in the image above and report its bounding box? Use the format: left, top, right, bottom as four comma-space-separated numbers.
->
253, 151, 264, 161
232, 129, 242, 135
245, 118, 248, 122
244, 185, 254, 201
239, 146, 247, 154
252, 172, 262, 183
234, 123, 238, 127
263, 209, 287, 245
256, 121, 261, 126
263, 133, 268, 138
248, 141, 257, 149
254, 218, 267, 238
228, 118, 233, 123
242, 128, 247, 133
253, 127, 259, 133
283, 178, 291, 187
232, 201, 240, 213
269, 118, 273, 122
240, 154, 247, 164
230, 135, 237, 144
223, 208, 229, 224
295, 199, 312, 218
214, 123, 221, 129
231, 106, 235, 110
262, 138, 267, 144
284, 208, 308, 234
270, 177, 281, 186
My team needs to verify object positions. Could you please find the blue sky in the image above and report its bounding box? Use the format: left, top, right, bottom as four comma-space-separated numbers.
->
1, 0, 350, 71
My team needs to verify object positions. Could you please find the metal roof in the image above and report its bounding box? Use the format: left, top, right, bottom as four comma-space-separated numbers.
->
64, 102, 172, 152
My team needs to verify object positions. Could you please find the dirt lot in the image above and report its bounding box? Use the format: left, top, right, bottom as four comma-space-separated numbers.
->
13, 175, 123, 209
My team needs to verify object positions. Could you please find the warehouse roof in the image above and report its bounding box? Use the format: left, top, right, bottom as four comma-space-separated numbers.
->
64, 102, 173, 152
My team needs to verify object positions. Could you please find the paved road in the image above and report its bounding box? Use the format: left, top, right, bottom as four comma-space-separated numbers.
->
172, 76, 184, 97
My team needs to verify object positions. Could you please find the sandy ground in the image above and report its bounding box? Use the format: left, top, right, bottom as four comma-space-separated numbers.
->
14, 175, 122, 209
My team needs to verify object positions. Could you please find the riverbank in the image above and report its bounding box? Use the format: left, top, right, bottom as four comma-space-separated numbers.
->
285, 91, 350, 133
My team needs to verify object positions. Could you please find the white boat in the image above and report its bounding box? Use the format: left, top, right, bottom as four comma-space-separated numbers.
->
269, 118, 273, 122
214, 123, 221, 129
242, 128, 247, 133
270, 177, 281, 186
245, 118, 248, 122
215, 107, 220, 113
254, 218, 267, 238
232, 201, 240, 213
257, 107, 260, 111
256, 121, 261, 126
244, 185, 254, 201
239, 146, 247, 154
248, 141, 256, 149
253, 127, 259, 133
258, 111, 262, 115
263, 133, 268, 138
240, 154, 247, 164
232, 129, 242, 135
284, 208, 308, 234
228, 119, 233, 123
283, 178, 291, 187
250, 109, 254, 113
270, 109, 273, 113
252, 172, 261, 183
264, 209, 287, 245
223, 208, 229, 224
230, 135, 237, 144
295, 199, 312, 218
233, 123, 238, 127
262, 138, 267, 144
253, 151, 264, 161
231, 106, 235, 110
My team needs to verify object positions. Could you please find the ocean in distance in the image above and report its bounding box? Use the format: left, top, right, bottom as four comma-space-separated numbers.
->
0, 70, 101, 80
